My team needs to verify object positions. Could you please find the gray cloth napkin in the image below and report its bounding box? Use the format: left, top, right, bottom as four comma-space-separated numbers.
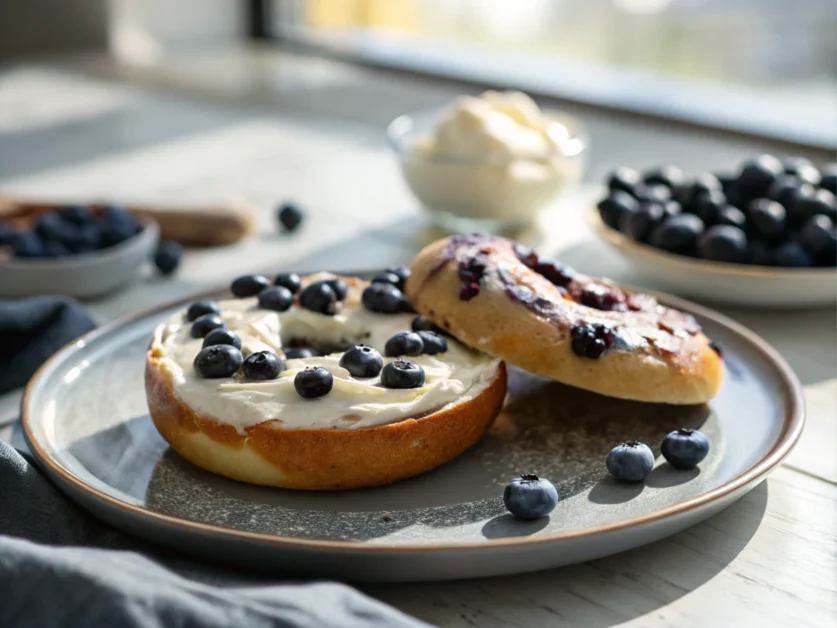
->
0, 441, 430, 628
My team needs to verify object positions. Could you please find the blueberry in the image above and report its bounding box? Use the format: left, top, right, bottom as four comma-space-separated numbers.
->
299, 281, 339, 315
99, 205, 140, 247
799, 215, 836, 258
693, 189, 727, 226
278, 202, 304, 232
258, 285, 294, 312
154, 241, 182, 276
715, 172, 739, 196
808, 189, 836, 221
187, 300, 220, 322
747, 199, 786, 243
606, 441, 654, 482
532, 258, 575, 288
0, 222, 15, 246
294, 366, 333, 398
9, 231, 44, 258
649, 214, 705, 253
58, 204, 94, 225
384, 331, 424, 357
190, 313, 226, 338
745, 241, 772, 266
371, 272, 401, 287
660, 428, 710, 469
570, 324, 615, 359
34, 213, 75, 243
642, 165, 684, 188
325, 278, 349, 301
767, 174, 807, 209
782, 157, 821, 186
273, 272, 301, 294
42, 241, 70, 258
202, 328, 242, 350
231, 274, 270, 298
242, 351, 284, 380
416, 331, 448, 354
362, 283, 404, 314
69, 223, 102, 252
815, 232, 837, 267
772, 241, 812, 267
737, 154, 783, 197
606, 166, 640, 194
193, 344, 243, 379
661, 200, 682, 220
820, 166, 837, 195
634, 184, 672, 205
717, 205, 747, 229
698, 225, 747, 263
385, 266, 411, 290
284, 347, 318, 359
503, 474, 559, 520
684, 173, 723, 209
597, 190, 639, 229
339, 345, 384, 378
381, 359, 425, 389
617, 202, 663, 242
411, 315, 446, 336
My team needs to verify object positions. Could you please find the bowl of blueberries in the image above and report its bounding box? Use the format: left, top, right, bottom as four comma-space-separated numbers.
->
0, 204, 160, 298
591, 155, 837, 308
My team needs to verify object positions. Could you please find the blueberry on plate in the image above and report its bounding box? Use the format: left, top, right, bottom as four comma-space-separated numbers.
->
782, 157, 821, 186
325, 278, 349, 301
697, 225, 748, 263
503, 474, 559, 520
193, 344, 243, 379
273, 272, 301, 294
820, 165, 837, 195
258, 285, 294, 312
385, 266, 411, 290
187, 300, 220, 322
339, 345, 384, 378
799, 215, 836, 258
606, 166, 641, 194
202, 328, 242, 350
9, 231, 44, 258
58, 204, 94, 226
748, 199, 786, 243
649, 214, 705, 253
642, 165, 684, 189
371, 272, 402, 287
294, 366, 333, 398
661, 428, 710, 469
745, 241, 772, 266
772, 241, 812, 267
717, 205, 747, 229
242, 351, 284, 380
384, 331, 424, 357
381, 359, 425, 389
618, 203, 664, 242
416, 331, 448, 354
597, 190, 639, 229
190, 313, 226, 338
154, 241, 183, 276
737, 154, 783, 197
693, 189, 727, 226
362, 283, 404, 314
277, 201, 304, 233
231, 274, 270, 298
606, 441, 654, 482
284, 347, 318, 359
299, 281, 339, 315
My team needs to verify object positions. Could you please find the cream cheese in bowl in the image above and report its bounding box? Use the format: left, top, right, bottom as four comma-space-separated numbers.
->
389, 91, 586, 231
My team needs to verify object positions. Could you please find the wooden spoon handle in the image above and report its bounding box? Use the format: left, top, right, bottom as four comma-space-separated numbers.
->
0, 196, 256, 246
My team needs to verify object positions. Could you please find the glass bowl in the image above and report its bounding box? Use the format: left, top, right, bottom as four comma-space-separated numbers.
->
387, 106, 588, 234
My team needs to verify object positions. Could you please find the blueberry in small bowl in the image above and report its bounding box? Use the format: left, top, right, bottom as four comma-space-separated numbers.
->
503, 474, 558, 520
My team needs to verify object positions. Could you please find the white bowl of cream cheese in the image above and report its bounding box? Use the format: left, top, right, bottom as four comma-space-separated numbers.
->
388, 91, 587, 233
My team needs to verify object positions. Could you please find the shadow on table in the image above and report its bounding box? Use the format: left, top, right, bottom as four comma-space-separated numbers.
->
366, 481, 770, 628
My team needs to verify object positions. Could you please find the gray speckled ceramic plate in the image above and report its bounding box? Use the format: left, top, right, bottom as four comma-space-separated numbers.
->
22, 282, 803, 582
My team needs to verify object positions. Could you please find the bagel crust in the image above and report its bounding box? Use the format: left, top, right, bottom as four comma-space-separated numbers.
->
146, 353, 507, 490
405, 235, 723, 404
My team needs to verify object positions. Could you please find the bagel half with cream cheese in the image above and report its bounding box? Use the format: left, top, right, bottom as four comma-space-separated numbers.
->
145, 274, 506, 490
405, 235, 723, 405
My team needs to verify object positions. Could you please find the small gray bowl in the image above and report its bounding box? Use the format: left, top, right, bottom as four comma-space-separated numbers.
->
0, 220, 159, 299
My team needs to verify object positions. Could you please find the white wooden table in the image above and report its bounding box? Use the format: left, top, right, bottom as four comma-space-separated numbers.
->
0, 55, 834, 628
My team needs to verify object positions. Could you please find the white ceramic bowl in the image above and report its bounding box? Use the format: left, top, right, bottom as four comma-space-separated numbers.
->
589, 209, 836, 309
0, 220, 159, 299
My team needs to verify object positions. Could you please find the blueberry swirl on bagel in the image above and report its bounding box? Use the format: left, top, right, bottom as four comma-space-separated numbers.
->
406, 235, 723, 404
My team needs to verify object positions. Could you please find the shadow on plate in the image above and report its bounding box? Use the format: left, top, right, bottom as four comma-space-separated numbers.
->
481, 514, 551, 539
646, 465, 701, 488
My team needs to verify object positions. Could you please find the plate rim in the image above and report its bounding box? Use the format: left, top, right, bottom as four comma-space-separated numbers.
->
22, 280, 806, 554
